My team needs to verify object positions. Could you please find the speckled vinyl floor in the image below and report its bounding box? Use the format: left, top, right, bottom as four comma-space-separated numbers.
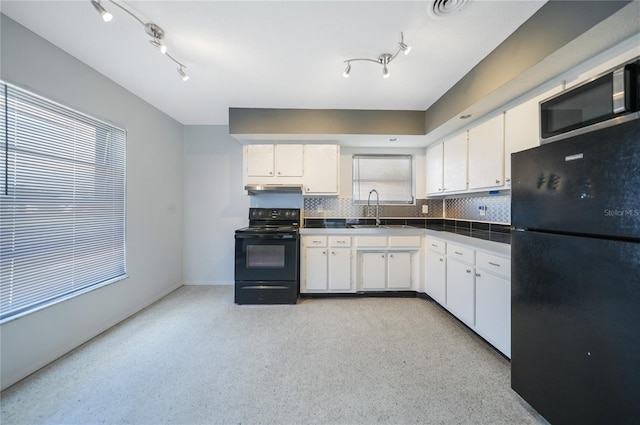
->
0, 286, 549, 425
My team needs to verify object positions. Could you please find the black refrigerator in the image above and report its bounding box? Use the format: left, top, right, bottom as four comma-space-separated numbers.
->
511, 117, 640, 425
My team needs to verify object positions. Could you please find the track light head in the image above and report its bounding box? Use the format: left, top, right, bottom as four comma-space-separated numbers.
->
91, 0, 113, 22
150, 39, 167, 54
399, 32, 411, 55
343, 62, 351, 78
178, 66, 189, 82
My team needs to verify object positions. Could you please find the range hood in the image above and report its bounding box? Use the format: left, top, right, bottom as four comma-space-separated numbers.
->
245, 184, 303, 195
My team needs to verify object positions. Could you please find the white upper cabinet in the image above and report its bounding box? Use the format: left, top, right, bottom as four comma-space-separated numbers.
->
304, 144, 340, 195
443, 131, 468, 193
504, 85, 562, 187
244, 143, 303, 182
425, 142, 444, 196
275, 144, 304, 177
243, 143, 339, 193
245, 144, 275, 177
468, 114, 504, 190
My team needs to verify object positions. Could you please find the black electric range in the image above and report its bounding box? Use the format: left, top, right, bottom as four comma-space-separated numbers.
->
234, 208, 300, 304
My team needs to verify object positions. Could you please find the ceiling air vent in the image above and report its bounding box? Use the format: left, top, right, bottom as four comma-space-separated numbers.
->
428, 0, 470, 18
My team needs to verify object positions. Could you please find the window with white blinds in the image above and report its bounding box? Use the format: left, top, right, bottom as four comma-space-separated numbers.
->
0, 81, 126, 322
352, 154, 414, 204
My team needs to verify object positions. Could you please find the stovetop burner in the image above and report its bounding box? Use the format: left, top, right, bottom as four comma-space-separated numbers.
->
235, 208, 301, 235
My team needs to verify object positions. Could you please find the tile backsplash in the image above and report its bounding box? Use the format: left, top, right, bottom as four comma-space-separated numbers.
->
303, 193, 511, 224
444, 193, 511, 224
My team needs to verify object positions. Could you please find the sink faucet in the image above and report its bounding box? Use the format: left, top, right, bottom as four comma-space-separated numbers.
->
367, 189, 380, 226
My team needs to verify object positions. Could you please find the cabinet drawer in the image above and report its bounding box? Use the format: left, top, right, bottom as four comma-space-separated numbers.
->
425, 237, 446, 254
329, 236, 351, 247
305, 236, 327, 247
388, 236, 421, 248
354, 236, 387, 248
476, 252, 510, 279
447, 243, 475, 265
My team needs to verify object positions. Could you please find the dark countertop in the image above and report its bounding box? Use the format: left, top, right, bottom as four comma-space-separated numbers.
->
303, 217, 511, 245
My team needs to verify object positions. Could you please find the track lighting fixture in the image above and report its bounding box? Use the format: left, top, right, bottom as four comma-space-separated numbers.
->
89, 0, 189, 81
91, 0, 113, 22
342, 32, 411, 79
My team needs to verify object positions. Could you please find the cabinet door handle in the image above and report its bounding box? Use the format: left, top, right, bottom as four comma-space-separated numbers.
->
506, 178, 511, 183
331, 251, 335, 255
495, 179, 500, 184
431, 244, 438, 247
306, 187, 310, 191
488, 262, 501, 267
277, 171, 281, 175
439, 258, 444, 262
475, 273, 481, 277
454, 251, 464, 256
382, 254, 385, 258
322, 251, 326, 255
269, 171, 273, 175
466, 269, 472, 273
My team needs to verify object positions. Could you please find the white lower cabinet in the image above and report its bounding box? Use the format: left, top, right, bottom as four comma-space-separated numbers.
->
361, 252, 387, 289
475, 252, 511, 357
425, 236, 511, 357
357, 235, 420, 291
387, 252, 412, 289
446, 252, 476, 327
424, 237, 447, 305
301, 236, 353, 293
328, 246, 352, 291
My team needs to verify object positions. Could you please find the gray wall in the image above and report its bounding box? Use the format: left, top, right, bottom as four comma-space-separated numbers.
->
0, 15, 184, 390
183, 126, 248, 285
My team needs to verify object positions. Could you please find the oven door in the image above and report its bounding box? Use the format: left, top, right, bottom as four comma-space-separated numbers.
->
234, 232, 298, 282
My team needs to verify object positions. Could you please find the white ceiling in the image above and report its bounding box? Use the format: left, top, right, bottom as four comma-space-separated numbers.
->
0, 0, 547, 128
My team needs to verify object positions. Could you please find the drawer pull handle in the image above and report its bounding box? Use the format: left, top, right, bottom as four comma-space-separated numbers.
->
439, 258, 444, 262
431, 244, 438, 247
476, 273, 481, 277
466, 269, 472, 273
337, 241, 346, 244
455, 251, 463, 255
488, 262, 500, 267
312, 241, 321, 244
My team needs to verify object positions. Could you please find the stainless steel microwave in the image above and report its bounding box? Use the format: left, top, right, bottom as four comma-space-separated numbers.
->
540, 58, 640, 143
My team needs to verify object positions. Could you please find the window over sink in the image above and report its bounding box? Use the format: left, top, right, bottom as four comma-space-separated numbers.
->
352, 154, 414, 204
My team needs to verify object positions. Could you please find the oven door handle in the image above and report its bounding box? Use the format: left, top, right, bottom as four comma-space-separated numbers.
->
235, 233, 295, 240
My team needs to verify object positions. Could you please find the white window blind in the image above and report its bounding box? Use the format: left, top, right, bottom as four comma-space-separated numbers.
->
0, 81, 126, 322
352, 154, 414, 204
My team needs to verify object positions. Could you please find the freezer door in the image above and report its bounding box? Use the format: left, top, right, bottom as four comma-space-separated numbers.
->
511, 117, 640, 239
511, 230, 640, 425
